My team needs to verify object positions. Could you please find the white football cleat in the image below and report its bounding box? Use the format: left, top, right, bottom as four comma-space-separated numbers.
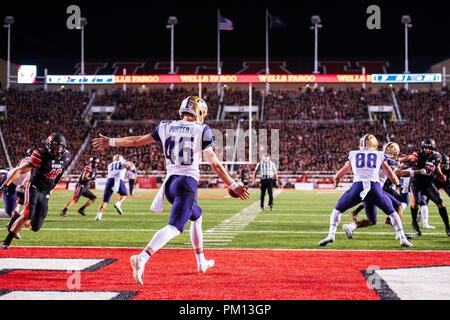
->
130, 255, 145, 285
318, 236, 335, 247
400, 238, 413, 248
342, 224, 354, 239
198, 259, 215, 273
95, 212, 102, 221
114, 202, 124, 215
423, 224, 435, 229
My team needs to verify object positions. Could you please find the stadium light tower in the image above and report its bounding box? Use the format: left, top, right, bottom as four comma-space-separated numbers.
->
80, 17, 88, 92
166, 16, 177, 90
4, 16, 14, 89
310, 15, 322, 74
166, 16, 178, 75
402, 15, 412, 74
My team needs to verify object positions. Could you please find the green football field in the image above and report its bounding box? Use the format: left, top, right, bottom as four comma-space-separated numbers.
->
1, 189, 450, 250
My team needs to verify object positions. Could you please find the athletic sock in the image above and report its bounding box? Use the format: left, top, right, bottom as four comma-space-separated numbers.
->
410, 207, 419, 226
389, 212, 406, 239
7, 213, 20, 231
3, 231, 16, 246
328, 209, 341, 238
421, 206, 429, 226
138, 249, 151, 265
438, 207, 450, 229
195, 252, 207, 265
190, 217, 203, 248
147, 225, 181, 254
349, 222, 357, 231
79, 206, 86, 211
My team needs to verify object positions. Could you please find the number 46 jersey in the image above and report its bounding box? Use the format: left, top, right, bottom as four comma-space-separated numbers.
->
348, 149, 385, 183
151, 120, 214, 181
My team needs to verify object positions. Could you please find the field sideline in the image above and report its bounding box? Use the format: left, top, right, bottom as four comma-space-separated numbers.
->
1, 188, 450, 251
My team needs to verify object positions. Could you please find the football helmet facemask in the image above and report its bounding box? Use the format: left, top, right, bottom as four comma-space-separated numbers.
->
45, 133, 67, 159
421, 138, 436, 154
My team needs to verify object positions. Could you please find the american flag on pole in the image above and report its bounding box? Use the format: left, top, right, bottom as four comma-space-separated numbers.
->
219, 15, 234, 31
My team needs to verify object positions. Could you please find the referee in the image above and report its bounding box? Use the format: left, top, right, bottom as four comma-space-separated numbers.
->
253, 155, 278, 211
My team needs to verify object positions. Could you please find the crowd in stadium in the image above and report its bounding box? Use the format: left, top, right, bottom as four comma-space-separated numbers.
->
1, 86, 449, 177
264, 87, 392, 121
0, 89, 91, 168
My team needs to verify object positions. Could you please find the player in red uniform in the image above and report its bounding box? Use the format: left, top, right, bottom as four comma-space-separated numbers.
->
0, 133, 71, 249
60, 157, 99, 217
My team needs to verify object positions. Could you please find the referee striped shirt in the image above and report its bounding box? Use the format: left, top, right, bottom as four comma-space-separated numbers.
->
255, 161, 277, 179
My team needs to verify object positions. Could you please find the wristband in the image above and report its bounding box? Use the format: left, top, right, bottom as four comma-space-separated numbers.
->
409, 169, 415, 177
109, 138, 117, 147
228, 181, 239, 191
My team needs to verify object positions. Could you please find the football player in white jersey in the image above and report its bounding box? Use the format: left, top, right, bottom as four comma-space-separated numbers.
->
93, 96, 249, 285
344, 142, 424, 239
95, 154, 134, 220
319, 134, 413, 247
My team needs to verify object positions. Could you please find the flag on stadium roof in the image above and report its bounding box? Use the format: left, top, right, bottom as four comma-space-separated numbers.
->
219, 15, 234, 31
268, 13, 287, 28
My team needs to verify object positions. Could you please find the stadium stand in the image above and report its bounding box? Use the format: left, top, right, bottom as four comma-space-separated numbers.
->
1, 86, 449, 178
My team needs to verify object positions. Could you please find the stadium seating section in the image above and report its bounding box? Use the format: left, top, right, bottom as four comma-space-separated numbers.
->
1, 86, 450, 176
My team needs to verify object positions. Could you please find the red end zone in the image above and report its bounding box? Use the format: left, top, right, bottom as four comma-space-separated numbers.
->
1, 247, 450, 300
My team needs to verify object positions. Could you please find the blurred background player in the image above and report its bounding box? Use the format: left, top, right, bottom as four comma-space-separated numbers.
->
408, 139, 450, 236
60, 157, 99, 217
126, 163, 138, 196
93, 95, 249, 285
95, 154, 134, 220
434, 154, 450, 198
417, 154, 450, 230
0, 148, 32, 223
1, 133, 71, 249
238, 164, 251, 188
253, 155, 278, 211
319, 134, 412, 247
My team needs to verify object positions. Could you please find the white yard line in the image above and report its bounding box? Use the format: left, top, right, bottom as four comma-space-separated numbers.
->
189, 189, 283, 245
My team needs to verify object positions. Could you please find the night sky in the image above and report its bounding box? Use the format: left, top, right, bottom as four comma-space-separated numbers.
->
1, 0, 449, 71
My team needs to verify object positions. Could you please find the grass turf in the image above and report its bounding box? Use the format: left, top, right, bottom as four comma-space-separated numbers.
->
1, 189, 449, 250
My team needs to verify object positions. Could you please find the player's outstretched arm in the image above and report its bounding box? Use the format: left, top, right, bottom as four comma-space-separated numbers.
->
435, 164, 446, 182
92, 133, 155, 151
394, 168, 426, 178
0, 162, 33, 192
203, 148, 250, 200
381, 161, 400, 186
333, 161, 352, 186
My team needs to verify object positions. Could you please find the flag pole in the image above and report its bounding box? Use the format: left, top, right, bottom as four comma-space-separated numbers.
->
217, 9, 221, 95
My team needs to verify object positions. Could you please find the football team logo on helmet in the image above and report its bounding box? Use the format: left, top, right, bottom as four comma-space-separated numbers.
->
179, 96, 208, 124
384, 142, 400, 159
359, 134, 378, 150
45, 133, 67, 159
